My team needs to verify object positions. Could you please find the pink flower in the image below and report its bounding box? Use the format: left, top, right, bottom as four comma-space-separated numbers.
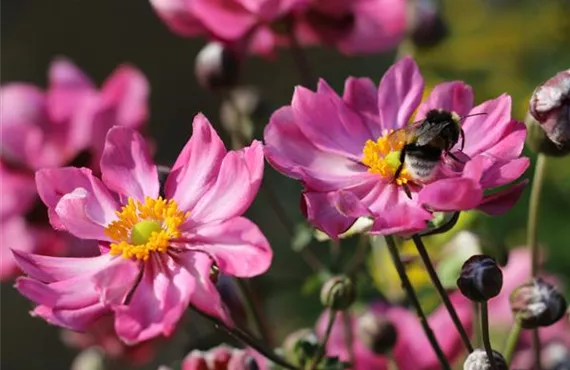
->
150, 0, 406, 56
263, 57, 529, 238
316, 293, 473, 370
13, 115, 272, 344
1, 57, 149, 171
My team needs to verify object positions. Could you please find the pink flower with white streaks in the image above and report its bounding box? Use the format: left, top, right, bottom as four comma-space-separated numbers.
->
264, 57, 529, 238
316, 293, 473, 370
13, 116, 272, 344
149, 0, 406, 56
1, 57, 149, 171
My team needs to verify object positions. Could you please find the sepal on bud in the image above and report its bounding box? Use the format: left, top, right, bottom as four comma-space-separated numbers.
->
463, 349, 508, 370
356, 312, 397, 354
320, 275, 356, 311
457, 255, 503, 302
194, 42, 240, 91
510, 278, 567, 329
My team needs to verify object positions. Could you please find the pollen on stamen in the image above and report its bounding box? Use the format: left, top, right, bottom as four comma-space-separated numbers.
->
361, 129, 412, 185
104, 196, 189, 261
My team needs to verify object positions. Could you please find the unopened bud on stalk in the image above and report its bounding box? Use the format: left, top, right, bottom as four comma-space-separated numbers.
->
528, 69, 570, 155
525, 112, 570, 156
320, 275, 356, 310
408, 0, 449, 48
283, 328, 318, 366
195, 42, 240, 90
457, 255, 503, 302
356, 312, 397, 354
463, 348, 508, 370
510, 278, 567, 329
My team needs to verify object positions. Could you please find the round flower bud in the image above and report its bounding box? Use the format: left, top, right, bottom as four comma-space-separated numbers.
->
282, 328, 318, 366
457, 255, 503, 302
510, 278, 567, 329
356, 311, 398, 354
525, 112, 570, 156
463, 348, 508, 370
529, 68, 570, 155
408, 0, 449, 48
194, 42, 240, 91
320, 275, 356, 311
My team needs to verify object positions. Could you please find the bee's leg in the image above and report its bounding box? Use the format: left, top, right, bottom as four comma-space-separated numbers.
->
393, 147, 407, 182
460, 128, 466, 151
448, 151, 465, 164
403, 184, 413, 199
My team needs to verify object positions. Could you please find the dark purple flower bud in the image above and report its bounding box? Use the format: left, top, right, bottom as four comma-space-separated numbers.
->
525, 112, 570, 156
356, 311, 397, 354
457, 255, 503, 302
320, 275, 356, 311
510, 278, 567, 329
529, 69, 570, 154
408, 0, 449, 48
463, 349, 508, 370
194, 42, 240, 91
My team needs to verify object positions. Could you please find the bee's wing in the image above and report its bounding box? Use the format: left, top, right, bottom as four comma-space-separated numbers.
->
388, 124, 417, 142
415, 122, 445, 146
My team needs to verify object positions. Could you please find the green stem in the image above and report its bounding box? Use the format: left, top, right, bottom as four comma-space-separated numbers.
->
384, 235, 451, 370
473, 302, 481, 348
481, 302, 498, 370
528, 153, 547, 370
411, 234, 474, 353
235, 278, 273, 346
330, 239, 341, 273
346, 234, 369, 276
342, 311, 355, 368
310, 310, 337, 370
286, 20, 314, 87
503, 320, 522, 363
192, 307, 299, 370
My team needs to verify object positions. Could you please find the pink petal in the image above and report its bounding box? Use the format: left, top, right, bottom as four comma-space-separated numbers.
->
1, 218, 35, 280
484, 119, 527, 159
342, 77, 383, 138
263, 106, 369, 192
92, 257, 141, 307
49, 57, 94, 90
419, 178, 483, 212
189, 141, 263, 224
113, 254, 196, 344
16, 275, 100, 309
461, 94, 513, 157
192, 0, 257, 41
416, 81, 474, 119
11, 250, 114, 283
99, 64, 149, 130
32, 303, 107, 331
479, 157, 530, 188
183, 252, 233, 327
336, 0, 407, 55
55, 188, 117, 241
477, 180, 528, 216
302, 191, 357, 238
101, 127, 159, 201
377, 56, 424, 130
165, 113, 227, 213
184, 217, 272, 278
291, 84, 373, 160
0, 163, 36, 220
36, 167, 119, 230
150, 0, 205, 36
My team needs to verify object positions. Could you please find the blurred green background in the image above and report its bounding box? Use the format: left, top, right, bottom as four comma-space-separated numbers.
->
1, 0, 569, 368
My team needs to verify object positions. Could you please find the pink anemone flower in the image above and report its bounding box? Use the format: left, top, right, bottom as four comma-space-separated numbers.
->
0, 57, 149, 171
263, 56, 529, 238
13, 115, 272, 344
316, 293, 473, 370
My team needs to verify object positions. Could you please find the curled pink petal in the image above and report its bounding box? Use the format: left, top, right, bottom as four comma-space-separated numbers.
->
32, 303, 107, 332
49, 58, 94, 90
477, 180, 528, 216
101, 127, 159, 201
302, 191, 357, 238
416, 81, 474, 119
419, 178, 483, 212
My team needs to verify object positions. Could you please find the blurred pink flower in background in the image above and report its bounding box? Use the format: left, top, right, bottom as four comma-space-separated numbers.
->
14, 116, 272, 344
263, 57, 528, 238
316, 292, 473, 370
149, 0, 407, 56
181, 345, 264, 370
0, 58, 149, 281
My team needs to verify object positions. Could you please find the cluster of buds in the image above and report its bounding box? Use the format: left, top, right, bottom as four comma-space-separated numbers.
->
527, 69, 570, 156
176, 345, 260, 370
320, 275, 356, 311
509, 278, 567, 329
282, 329, 348, 370
356, 311, 398, 355
457, 255, 503, 302
463, 349, 508, 370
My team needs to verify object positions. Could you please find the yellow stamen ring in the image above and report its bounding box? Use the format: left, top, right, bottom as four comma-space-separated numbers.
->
104, 196, 189, 261
361, 129, 413, 186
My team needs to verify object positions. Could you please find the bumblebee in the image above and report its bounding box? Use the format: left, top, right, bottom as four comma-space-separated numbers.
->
393, 109, 478, 183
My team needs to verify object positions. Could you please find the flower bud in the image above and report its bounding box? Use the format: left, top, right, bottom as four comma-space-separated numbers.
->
457, 255, 503, 302
463, 349, 508, 370
510, 278, 567, 329
70, 348, 105, 370
356, 311, 397, 354
525, 112, 570, 156
282, 328, 318, 366
408, 0, 449, 48
320, 275, 356, 310
194, 42, 240, 91
529, 69, 570, 154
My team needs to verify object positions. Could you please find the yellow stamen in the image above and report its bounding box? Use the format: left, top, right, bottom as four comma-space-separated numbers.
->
104, 196, 189, 261
361, 129, 413, 186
